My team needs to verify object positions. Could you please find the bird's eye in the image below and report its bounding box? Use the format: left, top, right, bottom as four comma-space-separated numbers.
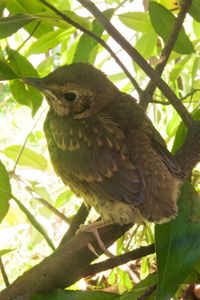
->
63, 91, 77, 102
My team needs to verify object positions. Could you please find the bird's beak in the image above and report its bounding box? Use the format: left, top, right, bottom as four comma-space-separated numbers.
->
24, 78, 44, 92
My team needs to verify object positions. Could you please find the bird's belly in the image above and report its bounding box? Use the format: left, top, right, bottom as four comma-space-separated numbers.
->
94, 200, 143, 225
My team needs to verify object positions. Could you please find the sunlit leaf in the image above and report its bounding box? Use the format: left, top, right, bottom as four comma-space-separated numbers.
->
0, 249, 15, 257
6, 0, 54, 37
37, 56, 54, 77
0, 161, 11, 223
118, 12, 153, 32
26, 28, 75, 55
6, 47, 38, 78
55, 190, 74, 208
169, 55, 192, 82
47, 0, 71, 11
2, 145, 47, 171
172, 108, 200, 154
135, 31, 157, 60
10, 80, 43, 115
73, 9, 114, 63
149, 2, 194, 54
36, 10, 91, 30
155, 182, 200, 299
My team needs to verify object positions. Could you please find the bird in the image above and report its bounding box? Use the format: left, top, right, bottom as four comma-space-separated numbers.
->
25, 62, 181, 226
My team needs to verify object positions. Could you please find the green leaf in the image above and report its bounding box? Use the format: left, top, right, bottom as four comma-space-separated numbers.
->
0, 161, 11, 223
172, 108, 200, 154
0, 13, 36, 38
188, 0, 200, 22
169, 55, 192, 82
149, 2, 194, 54
0, 59, 19, 80
37, 56, 54, 77
193, 19, 200, 38
6, 0, 54, 37
119, 273, 157, 299
0, 0, 7, 16
73, 9, 114, 63
0, 248, 15, 257
35, 10, 91, 30
6, 47, 38, 78
47, 0, 71, 11
10, 80, 43, 115
118, 12, 153, 32
155, 182, 200, 299
26, 28, 75, 55
55, 190, 74, 208
7, 0, 49, 14
33, 289, 119, 300
2, 145, 47, 171
135, 31, 157, 59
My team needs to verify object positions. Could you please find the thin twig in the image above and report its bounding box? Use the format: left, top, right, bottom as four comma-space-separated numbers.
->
83, 244, 155, 277
77, 0, 193, 128
12, 108, 46, 173
140, 0, 194, 108
11, 193, 55, 251
26, 185, 71, 224
0, 258, 10, 287
181, 89, 200, 101
38, 0, 142, 95
16, 22, 41, 52
10, 170, 71, 224
115, 0, 129, 10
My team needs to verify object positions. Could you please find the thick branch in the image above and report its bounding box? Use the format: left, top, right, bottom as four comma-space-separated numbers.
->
38, 0, 141, 95
175, 121, 200, 179
140, 0, 193, 108
77, 0, 193, 128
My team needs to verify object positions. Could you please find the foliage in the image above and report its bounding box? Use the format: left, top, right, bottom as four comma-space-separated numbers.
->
0, 0, 200, 299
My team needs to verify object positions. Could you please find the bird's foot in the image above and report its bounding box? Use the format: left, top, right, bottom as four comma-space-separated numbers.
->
77, 220, 114, 258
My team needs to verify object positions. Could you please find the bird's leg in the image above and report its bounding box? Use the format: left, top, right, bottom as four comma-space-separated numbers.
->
77, 220, 114, 258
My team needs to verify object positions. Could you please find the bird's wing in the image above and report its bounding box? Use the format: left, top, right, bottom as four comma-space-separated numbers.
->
144, 117, 181, 176
44, 111, 145, 205
109, 94, 181, 177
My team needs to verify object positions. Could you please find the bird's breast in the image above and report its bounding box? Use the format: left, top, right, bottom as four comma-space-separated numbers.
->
48, 112, 125, 153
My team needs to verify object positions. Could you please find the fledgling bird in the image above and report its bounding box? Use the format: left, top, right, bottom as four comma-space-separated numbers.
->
26, 63, 181, 225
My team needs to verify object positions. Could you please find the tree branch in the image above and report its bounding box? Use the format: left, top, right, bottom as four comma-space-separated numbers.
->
77, 0, 193, 128
38, 0, 141, 95
140, 0, 193, 108
0, 224, 131, 300
175, 121, 200, 179
83, 244, 155, 277
58, 203, 89, 247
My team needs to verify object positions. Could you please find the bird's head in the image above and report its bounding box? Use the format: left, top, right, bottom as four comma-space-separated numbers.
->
25, 62, 119, 119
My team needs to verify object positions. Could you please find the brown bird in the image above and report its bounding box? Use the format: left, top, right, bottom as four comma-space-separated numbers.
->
25, 62, 180, 226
